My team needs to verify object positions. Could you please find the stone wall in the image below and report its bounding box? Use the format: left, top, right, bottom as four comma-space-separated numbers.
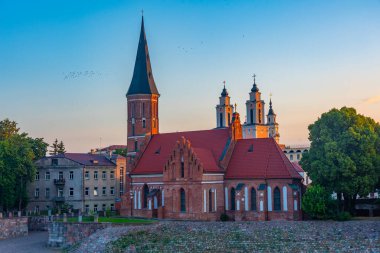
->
48, 222, 123, 248
28, 216, 51, 231
0, 217, 28, 240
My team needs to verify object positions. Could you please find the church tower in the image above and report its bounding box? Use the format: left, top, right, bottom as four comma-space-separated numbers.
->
126, 16, 159, 160
267, 98, 280, 143
242, 75, 268, 138
216, 83, 234, 128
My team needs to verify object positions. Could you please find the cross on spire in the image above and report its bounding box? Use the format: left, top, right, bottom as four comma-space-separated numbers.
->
234, 103, 237, 112
252, 74, 256, 84
223, 80, 226, 89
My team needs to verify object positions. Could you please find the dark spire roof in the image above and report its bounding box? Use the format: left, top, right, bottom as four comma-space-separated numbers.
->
268, 98, 275, 115
251, 74, 259, 92
126, 16, 159, 96
221, 83, 228, 97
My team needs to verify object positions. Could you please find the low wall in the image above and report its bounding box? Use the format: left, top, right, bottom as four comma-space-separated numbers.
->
48, 222, 123, 248
28, 216, 51, 231
0, 217, 28, 240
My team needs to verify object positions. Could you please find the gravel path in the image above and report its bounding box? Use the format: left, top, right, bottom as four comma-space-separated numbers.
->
0, 231, 59, 253
72, 221, 379, 253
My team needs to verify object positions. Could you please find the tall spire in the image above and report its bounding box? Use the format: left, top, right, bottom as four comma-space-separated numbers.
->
268, 98, 275, 115
221, 81, 228, 97
126, 16, 159, 96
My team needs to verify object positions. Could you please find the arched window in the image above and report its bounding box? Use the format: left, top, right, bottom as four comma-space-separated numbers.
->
209, 189, 213, 212
143, 184, 149, 209
134, 140, 138, 151
180, 188, 186, 212
250, 188, 257, 211
258, 109, 262, 123
274, 187, 281, 211
228, 113, 231, 125
250, 109, 254, 124
230, 188, 236, 211
219, 113, 223, 127
180, 155, 184, 178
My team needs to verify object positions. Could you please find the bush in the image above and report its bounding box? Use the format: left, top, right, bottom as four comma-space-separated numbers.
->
220, 213, 229, 221
334, 211, 351, 221
302, 185, 331, 219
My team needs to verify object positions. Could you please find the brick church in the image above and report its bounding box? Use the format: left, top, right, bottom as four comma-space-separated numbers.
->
120, 17, 303, 221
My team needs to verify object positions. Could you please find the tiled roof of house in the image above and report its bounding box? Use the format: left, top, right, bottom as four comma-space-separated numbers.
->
132, 128, 230, 174
50, 153, 115, 166
291, 162, 305, 173
225, 138, 302, 179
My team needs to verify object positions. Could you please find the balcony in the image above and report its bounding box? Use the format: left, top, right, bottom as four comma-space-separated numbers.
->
54, 179, 65, 186
53, 196, 65, 202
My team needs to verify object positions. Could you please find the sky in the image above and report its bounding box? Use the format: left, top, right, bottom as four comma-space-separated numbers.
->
0, 0, 379, 152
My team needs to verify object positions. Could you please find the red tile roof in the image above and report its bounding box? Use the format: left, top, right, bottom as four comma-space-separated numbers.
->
50, 153, 115, 166
132, 128, 229, 174
225, 138, 302, 179
291, 162, 305, 173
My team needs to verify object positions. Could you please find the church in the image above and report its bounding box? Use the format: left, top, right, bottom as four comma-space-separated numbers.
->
119, 17, 303, 221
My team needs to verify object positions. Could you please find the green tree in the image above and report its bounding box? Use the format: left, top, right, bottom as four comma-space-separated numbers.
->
49, 138, 59, 155
302, 185, 330, 219
57, 140, 66, 154
300, 107, 380, 214
114, 148, 127, 157
0, 119, 48, 211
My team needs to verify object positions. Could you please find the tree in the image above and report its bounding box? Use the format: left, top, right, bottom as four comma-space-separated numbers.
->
0, 119, 48, 211
49, 139, 59, 155
57, 140, 66, 154
302, 185, 331, 219
300, 107, 380, 214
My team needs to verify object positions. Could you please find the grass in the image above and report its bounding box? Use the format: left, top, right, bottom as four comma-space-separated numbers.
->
59, 216, 156, 224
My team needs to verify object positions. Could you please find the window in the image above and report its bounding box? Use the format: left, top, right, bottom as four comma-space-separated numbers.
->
69, 171, 74, 180
228, 113, 231, 125
35, 188, 39, 198
85, 171, 89, 180
110, 171, 115, 180
290, 155, 293, 161
142, 103, 145, 117
69, 188, 74, 196
180, 188, 186, 212
45, 188, 50, 198
258, 109, 262, 123
209, 189, 213, 212
45, 172, 50, 180
85, 205, 89, 213
132, 123, 135, 136
143, 184, 149, 208
51, 159, 58, 166
134, 140, 138, 151
142, 119, 146, 128
274, 187, 281, 211
180, 155, 184, 178
94, 171, 98, 180
102, 204, 106, 211
219, 113, 223, 127
58, 188, 63, 197
102, 187, 106, 195
230, 188, 236, 211
297, 154, 300, 160
250, 109, 254, 124
102, 171, 106, 180
59, 171, 63, 180
110, 204, 115, 211
35, 171, 39, 181
94, 187, 98, 196
85, 187, 89, 196
251, 188, 257, 211
94, 204, 98, 212
110, 187, 115, 195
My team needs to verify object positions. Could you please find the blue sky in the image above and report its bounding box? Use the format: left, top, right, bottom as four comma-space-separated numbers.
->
1, 0, 379, 152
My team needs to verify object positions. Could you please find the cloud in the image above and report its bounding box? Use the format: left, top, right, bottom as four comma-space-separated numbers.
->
363, 95, 380, 105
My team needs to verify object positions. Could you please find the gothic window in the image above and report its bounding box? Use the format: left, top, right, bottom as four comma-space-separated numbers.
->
250, 109, 254, 124
230, 187, 236, 211
132, 123, 135, 136
180, 155, 184, 178
134, 140, 138, 152
180, 188, 186, 212
209, 189, 213, 212
142, 103, 145, 117
142, 119, 146, 128
228, 113, 231, 125
143, 184, 149, 209
274, 187, 281, 211
219, 113, 223, 127
251, 188, 257, 211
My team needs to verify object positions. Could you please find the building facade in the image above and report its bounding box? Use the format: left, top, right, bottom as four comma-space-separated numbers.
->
119, 17, 303, 221
28, 153, 126, 213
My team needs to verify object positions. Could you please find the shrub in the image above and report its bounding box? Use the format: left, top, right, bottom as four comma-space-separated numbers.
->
302, 185, 331, 219
220, 213, 229, 221
334, 211, 351, 221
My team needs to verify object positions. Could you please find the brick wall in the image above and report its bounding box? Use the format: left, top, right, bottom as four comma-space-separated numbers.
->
0, 217, 28, 239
